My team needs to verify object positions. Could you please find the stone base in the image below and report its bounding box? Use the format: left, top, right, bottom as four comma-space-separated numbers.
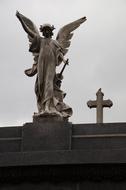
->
1, 123, 126, 189
21, 121, 72, 151
33, 112, 68, 123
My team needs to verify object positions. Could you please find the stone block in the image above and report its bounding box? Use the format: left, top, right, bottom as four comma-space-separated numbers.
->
22, 121, 72, 151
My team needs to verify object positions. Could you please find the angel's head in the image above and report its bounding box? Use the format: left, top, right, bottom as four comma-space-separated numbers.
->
39, 24, 55, 38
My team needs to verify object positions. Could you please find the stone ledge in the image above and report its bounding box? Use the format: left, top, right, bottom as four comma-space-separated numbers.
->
0, 148, 126, 167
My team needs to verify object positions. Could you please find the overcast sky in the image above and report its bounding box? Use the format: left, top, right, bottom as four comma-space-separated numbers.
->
0, 0, 126, 126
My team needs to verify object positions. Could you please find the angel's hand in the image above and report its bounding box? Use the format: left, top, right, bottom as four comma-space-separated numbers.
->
16, 11, 37, 38
16, 10, 20, 17
83, 16, 87, 22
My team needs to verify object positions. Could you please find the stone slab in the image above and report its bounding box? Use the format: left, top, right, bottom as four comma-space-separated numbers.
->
0, 127, 22, 152
22, 121, 72, 151
0, 139, 21, 152
72, 123, 126, 150
72, 136, 126, 150
0, 149, 126, 167
72, 123, 126, 135
0, 126, 22, 138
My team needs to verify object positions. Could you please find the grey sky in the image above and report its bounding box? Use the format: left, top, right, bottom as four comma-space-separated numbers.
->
0, 0, 126, 126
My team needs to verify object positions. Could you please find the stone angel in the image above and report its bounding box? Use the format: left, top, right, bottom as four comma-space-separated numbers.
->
16, 11, 87, 120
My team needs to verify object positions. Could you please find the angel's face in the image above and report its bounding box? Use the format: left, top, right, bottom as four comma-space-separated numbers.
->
40, 27, 53, 38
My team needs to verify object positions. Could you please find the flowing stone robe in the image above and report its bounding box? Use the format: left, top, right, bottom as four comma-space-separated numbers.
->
27, 35, 72, 118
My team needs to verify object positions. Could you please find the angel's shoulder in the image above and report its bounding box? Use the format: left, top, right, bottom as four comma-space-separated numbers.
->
52, 39, 61, 47
32, 35, 44, 44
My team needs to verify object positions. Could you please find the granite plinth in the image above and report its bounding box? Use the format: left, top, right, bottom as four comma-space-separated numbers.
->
22, 121, 72, 151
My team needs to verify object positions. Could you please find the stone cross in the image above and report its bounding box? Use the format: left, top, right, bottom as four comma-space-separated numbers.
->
87, 88, 113, 123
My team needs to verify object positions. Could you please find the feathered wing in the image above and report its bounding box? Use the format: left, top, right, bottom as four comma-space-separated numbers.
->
17, 12, 40, 43
16, 12, 40, 76
56, 17, 86, 55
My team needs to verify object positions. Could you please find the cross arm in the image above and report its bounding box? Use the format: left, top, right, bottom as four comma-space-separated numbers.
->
103, 99, 113, 108
87, 100, 97, 108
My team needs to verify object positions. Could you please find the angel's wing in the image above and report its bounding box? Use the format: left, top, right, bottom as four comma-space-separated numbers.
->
16, 12, 40, 76
16, 11, 40, 44
56, 17, 86, 55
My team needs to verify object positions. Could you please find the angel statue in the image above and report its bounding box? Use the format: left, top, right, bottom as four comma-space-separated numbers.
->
16, 11, 87, 120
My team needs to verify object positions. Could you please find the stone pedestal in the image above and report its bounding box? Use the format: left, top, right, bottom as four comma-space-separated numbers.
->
22, 120, 72, 151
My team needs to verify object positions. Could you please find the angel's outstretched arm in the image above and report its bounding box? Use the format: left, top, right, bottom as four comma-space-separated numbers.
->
59, 52, 68, 64
16, 11, 35, 38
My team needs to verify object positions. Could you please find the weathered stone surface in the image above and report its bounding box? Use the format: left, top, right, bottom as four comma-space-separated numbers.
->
0, 126, 22, 152
0, 122, 126, 153
1, 148, 126, 167
0, 122, 126, 189
21, 121, 72, 151
0, 162, 126, 189
72, 123, 126, 150
72, 123, 126, 135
